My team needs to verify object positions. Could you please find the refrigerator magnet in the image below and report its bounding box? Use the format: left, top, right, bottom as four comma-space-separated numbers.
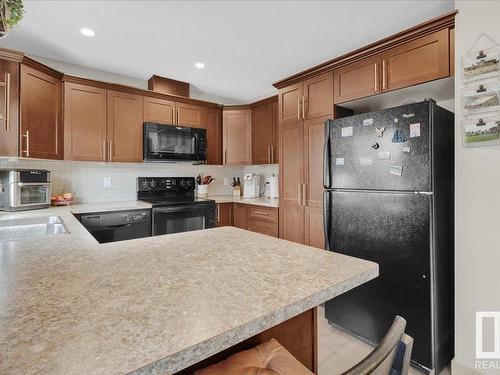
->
375, 126, 386, 137
363, 118, 374, 126
360, 157, 373, 166
378, 151, 391, 160
389, 165, 403, 176
392, 129, 408, 143
403, 146, 411, 154
410, 123, 421, 138
335, 157, 345, 166
341, 126, 354, 137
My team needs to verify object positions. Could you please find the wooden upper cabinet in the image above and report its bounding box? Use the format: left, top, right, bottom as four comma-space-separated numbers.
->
64, 82, 107, 161
176, 102, 203, 128
279, 83, 302, 124
0, 59, 19, 157
223, 109, 252, 165
204, 107, 222, 165
143, 96, 175, 124
279, 121, 305, 244
107, 90, 143, 162
382, 29, 449, 91
20, 64, 63, 160
252, 99, 277, 165
303, 72, 333, 119
450, 28, 455, 76
334, 54, 382, 104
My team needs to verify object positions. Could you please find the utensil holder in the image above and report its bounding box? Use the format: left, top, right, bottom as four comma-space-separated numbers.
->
197, 184, 209, 197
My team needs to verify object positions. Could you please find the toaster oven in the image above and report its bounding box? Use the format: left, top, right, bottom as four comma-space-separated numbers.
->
0, 169, 51, 211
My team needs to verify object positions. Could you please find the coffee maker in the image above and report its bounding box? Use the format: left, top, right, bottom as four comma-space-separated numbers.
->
264, 174, 279, 199
243, 174, 261, 198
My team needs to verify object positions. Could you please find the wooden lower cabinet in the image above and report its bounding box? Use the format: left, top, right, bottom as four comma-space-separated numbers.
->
231, 203, 279, 237
64, 82, 107, 161
279, 121, 305, 244
223, 109, 252, 165
20, 64, 63, 159
303, 115, 329, 249
215, 203, 233, 227
0, 59, 19, 157
107, 90, 144, 162
233, 203, 249, 229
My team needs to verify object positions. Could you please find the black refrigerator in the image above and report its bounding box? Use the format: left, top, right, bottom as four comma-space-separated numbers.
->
323, 99, 454, 373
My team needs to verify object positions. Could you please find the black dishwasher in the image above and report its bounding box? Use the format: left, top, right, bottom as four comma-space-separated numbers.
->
80, 209, 152, 243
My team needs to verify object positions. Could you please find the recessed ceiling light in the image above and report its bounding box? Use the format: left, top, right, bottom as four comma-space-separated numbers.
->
80, 28, 96, 37
195, 62, 205, 69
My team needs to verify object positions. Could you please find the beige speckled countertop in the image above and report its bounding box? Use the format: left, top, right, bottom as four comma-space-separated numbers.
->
0, 203, 377, 375
208, 195, 279, 207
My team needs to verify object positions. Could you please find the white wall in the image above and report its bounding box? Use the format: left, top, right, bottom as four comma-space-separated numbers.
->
453, 2, 500, 374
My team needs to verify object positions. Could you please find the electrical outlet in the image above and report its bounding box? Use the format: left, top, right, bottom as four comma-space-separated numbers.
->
103, 177, 112, 188
224, 178, 228, 186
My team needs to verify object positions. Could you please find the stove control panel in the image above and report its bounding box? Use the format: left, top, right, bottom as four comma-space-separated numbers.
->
137, 177, 195, 192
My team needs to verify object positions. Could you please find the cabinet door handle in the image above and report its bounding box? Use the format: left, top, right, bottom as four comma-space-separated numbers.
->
102, 140, 107, 161
22, 130, 30, 157
298, 184, 302, 206
254, 211, 270, 216
382, 60, 387, 90
267, 145, 270, 164
224, 149, 227, 165
297, 97, 301, 120
302, 183, 307, 207
374, 63, 378, 93
302, 95, 306, 119
217, 205, 220, 222
1, 73, 11, 131
108, 141, 113, 162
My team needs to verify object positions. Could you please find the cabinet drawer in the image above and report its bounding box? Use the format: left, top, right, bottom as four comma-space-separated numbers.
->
248, 206, 278, 223
248, 218, 279, 238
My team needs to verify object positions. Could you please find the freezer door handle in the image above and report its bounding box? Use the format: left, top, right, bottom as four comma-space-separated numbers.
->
323, 119, 332, 189
323, 191, 331, 251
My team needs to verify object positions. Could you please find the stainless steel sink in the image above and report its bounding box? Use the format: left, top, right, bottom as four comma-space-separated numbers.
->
0, 216, 67, 242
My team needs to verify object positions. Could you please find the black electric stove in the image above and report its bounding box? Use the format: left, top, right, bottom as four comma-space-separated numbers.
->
137, 177, 215, 235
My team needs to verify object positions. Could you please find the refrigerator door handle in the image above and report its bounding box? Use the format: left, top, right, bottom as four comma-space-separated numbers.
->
323, 119, 332, 189
323, 191, 331, 250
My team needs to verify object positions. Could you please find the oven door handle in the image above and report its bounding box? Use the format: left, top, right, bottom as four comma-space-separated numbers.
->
153, 205, 212, 214
15, 182, 51, 187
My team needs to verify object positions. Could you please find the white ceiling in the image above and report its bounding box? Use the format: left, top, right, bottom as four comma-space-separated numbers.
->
0, 0, 455, 104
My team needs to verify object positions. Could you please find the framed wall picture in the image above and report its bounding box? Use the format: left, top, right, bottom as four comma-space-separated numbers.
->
462, 33, 500, 148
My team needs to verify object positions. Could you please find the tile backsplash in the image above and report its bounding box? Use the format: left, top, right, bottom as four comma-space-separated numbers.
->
0, 159, 279, 203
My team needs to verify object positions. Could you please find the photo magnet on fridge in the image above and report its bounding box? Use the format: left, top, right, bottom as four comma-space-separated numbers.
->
410, 123, 421, 138
378, 151, 391, 160
341, 126, 354, 137
335, 157, 345, 166
389, 165, 403, 176
392, 129, 408, 143
403, 146, 411, 154
363, 118, 374, 126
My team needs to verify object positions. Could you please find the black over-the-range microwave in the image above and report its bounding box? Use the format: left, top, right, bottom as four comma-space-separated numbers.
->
143, 122, 207, 163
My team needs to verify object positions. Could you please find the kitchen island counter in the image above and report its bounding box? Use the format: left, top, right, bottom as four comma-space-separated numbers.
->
0, 207, 377, 375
